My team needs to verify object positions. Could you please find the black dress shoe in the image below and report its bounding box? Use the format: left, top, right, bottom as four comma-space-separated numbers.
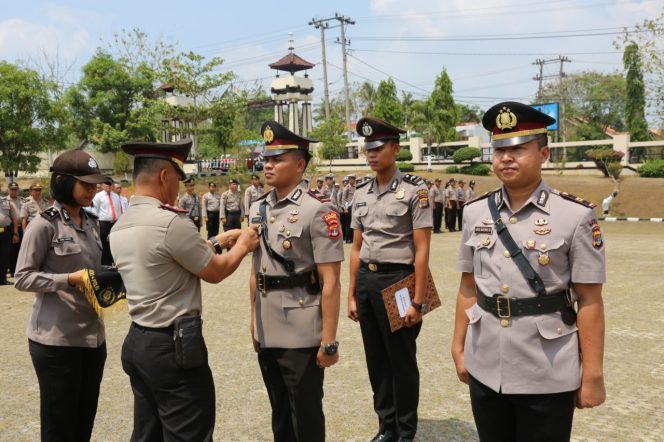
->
0, 280, 13, 285
370, 431, 396, 442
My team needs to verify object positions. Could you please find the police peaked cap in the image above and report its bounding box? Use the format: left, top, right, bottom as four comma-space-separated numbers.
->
482, 102, 555, 148
356, 116, 406, 150
121, 139, 192, 180
261, 121, 318, 157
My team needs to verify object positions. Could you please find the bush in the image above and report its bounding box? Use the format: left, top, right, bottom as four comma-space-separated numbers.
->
397, 162, 414, 172
460, 164, 491, 176
453, 147, 482, 164
606, 163, 623, 180
397, 148, 413, 161
586, 149, 624, 177
637, 159, 664, 178
446, 166, 459, 173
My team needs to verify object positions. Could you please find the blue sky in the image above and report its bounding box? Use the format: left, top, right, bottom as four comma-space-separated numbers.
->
1, 0, 660, 116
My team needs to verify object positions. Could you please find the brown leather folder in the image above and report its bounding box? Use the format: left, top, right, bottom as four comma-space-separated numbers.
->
380, 270, 441, 332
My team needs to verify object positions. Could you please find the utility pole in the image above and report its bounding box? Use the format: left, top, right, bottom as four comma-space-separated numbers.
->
533, 56, 571, 141
336, 13, 355, 141
309, 18, 332, 121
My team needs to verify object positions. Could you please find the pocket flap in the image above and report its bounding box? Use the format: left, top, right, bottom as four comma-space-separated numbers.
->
536, 316, 578, 340
465, 303, 484, 324
281, 293, 321, 308
522, 238, 564, 252
53, 242, 82, 256
276, 224, 303, 239
467, 235, 497, 250
386, 203, 409, 217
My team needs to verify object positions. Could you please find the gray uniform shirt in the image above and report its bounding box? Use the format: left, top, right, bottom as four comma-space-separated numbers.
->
15, 203, 104, 347
244, 184, 264, 215
179, 192, 201, 218
250, 182, 344, 348
351, 171, 433, 264
20, 196, 50, 223
110, 196, 214, 328
202, 191, 221, 217
0, 196, 16, 227
456, 181, 606, 394
341, 184, 355, 210
221, 190, 243, 217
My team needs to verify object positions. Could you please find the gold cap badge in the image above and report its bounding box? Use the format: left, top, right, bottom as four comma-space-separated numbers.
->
496, 106, 517, 130
263, 125, 274, 143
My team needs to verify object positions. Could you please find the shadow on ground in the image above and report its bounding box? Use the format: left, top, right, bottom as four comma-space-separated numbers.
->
417, 418, 478, 441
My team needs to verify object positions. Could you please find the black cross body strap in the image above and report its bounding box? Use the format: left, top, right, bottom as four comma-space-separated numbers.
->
487, 190, 547, 296
259, 200, 295, 274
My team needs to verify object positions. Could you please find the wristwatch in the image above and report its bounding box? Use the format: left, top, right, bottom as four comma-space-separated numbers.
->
411, 301, 428, 314
321, 341, 339, 356
209, 237, 223, 254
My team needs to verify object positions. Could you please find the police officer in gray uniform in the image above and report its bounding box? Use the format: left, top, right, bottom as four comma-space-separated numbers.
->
348, 116, 433, 442
15, 149, 108, 441
110, 139, 258, 442
451, 102, 606, 441
244, 174, 264, 225
202, 182, 221, 238
8, 181, 23, 277
341, 174, 356, 243
21, 183, 50, 230
250, 121, 344, 442
179, 176, 202, 231
221, 179, 244, 231
0, 184, 19, 284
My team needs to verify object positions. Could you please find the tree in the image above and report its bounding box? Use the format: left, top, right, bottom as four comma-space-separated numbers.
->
623, 43, 650, 142
539, 71, 626, 140
616, 10, 664, 126
0, 62, 52, 177
453, 147, 482, 164
455, 103, 483, 123
310, 117, 347, 171
428, 68, 458, 144
372, 78, 403, 126
161, 51, 234, 156
353, 81, 376, 117
401, 92, 415, 130
65, 50, 159, 151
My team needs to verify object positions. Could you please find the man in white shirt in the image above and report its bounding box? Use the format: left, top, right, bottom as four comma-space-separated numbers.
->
92, 181, 122, 265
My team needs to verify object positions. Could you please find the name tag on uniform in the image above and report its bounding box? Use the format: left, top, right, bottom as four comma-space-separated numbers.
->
53, 236, 74, 243
474, 226, 493, 234
251, 216, 262, 224
355, 202, 367, 208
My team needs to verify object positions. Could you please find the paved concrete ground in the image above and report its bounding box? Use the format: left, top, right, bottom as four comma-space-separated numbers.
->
1, 222, 662, 441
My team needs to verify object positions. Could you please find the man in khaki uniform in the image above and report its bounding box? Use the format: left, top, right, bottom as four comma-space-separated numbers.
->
340, 174, 356, 243
322, 173, 335, 199
0, 184, 19, 284
250, 121, 343, 442
221, 179, 243, 231
456, 179, 466, 231
179, 177, 202, 231
465, 179, 477, 203
110, 139, 258, 441
451, 102, 606, 441
8, 181, 23, 277
348, 116, 432, 442
21, 183, 51, 230
202, 182, 221, 239
244, 174, 264, 225
433, 178, 444, 234
445, 179, 458, 232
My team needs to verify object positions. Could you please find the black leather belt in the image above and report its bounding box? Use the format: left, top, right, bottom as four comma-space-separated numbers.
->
226, 210, 241, 214
476, 289, 573, 319
131, 322, 173, 334
256, 270, 320, 295
360, 261, 414, 273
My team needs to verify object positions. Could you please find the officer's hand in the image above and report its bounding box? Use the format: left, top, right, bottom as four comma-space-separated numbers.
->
250, 326, 259, 353
68, 269, 87, 289
347, 295, 359, 322
204, 217, 208, 223
218, 230, 242, 249
451, 347, 469, 384
403, 305, 422, 327
221, 218, 227, 225
235, 226, 259, 253
575, 375, 606, 409
316, 349, 339, 368
11, 233, 19, 244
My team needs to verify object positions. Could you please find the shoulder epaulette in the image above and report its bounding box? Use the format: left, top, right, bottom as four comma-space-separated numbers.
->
551, 189, 597, 209
160, 204, 188, 214
465, 187, 500, 206
40, 207, 59, 221
306, 189, 331, 203
355, 180, 371, 189
402, 174, 425, 186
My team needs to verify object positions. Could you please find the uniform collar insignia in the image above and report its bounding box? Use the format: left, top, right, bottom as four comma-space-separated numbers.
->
389, 178, 399, 192
494, 189, 503, 208
291, 188, 302, 201
537, 190, 549, 207
368, 181, 374, 193
62, 208, 71, 222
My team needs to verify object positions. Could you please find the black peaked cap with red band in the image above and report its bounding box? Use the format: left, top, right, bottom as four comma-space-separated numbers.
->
482, 101, 555, 148
261, 121, 318, 157
121, 139, 192, 180
356, 116, 406, 150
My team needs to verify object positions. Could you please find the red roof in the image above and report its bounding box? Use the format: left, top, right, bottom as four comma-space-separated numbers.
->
269, 52, 315, 73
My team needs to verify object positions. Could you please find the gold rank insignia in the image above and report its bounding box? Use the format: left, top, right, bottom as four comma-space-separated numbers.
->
282, 239, 292, 250
263, 125, 274, 143
538, 253, 550, 266
534, 227, 551, 235
496, 106, 517, 130
534, 218, 549, 226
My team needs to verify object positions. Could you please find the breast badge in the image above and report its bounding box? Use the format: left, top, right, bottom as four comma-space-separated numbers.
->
538, 253, 550, 266
481, 218, 494, 225
282, 239, 292, 250
534, 218, 549, 226
534, 227, 551, 235
526, 239, 536, 249
395, 187, 405, 200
